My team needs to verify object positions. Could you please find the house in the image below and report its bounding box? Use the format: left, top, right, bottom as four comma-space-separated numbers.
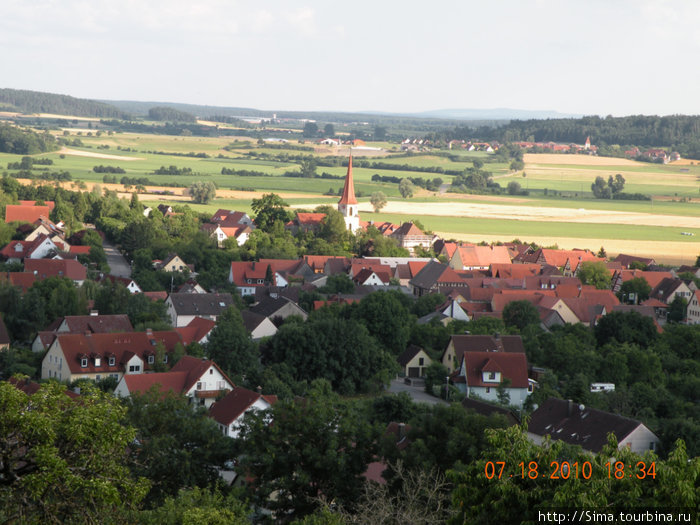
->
200, 223, 228, 247
211, 209, 254, 228
409, 261, 468, 297
449, 245, 511, 271
455, 350, 533, 408
176, 280, 208, 294
114, 355, 235, 408
613, 254, 656, 269
4, 204, 51, 224
165, 292, 235, 327
0, 234, 58, 264
397, 344, 432, 378
352, 267, 391, 286
209, 386, 277, 438
31, 313, 134, 353
441, 334, 525, 374
202, 209, 255, 247
0, 271, 36, 293
249, 296, 308, 323
175, 316, 217, 345
527, 398, 660, 454
390, 222, 435, 254
101, 274, 142, 294
155, 254, 193, 273
41, 330, 184, 383
649, 278, 694, 305
286, 212, 327, 234
24, 258, 87, 286
687, 290, 700, 325
240, 310, 278, 340
611, 269, 673, 295
229, 259, 312, 296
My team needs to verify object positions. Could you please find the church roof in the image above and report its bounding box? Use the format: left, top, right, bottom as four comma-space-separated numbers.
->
338, 155, 358, 205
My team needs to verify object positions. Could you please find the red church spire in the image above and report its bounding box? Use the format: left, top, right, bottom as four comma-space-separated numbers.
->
338, 155, 358, 205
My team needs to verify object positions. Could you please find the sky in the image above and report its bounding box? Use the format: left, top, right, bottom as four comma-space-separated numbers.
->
2, 0, 699, 116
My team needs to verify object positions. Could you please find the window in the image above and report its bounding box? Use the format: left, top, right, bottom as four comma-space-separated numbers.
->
196, 381, 202, 390
110, 373, 119, 379
209, 369, 213, 374
96, 375, 101, 380
488, 372, 496, 380
129, 365, 140, 373
649, 442, 656, 451
419, 357, 424, 366
148, 355, 154, 364
81, 357, 88, 368
94, 357, 101, 367
108, 357, 115, 366
217, 380, 226, 389
163, 355, 168, 363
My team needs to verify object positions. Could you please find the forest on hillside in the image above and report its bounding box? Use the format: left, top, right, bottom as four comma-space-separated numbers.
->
438, 115, 700, 158
0, 88, 129, 119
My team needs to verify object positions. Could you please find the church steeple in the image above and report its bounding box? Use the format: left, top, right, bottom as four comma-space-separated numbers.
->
338, 155, 358, 206
338, 155, 360, 233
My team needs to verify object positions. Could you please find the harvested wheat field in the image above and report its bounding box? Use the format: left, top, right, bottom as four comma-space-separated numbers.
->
439, 233, 695, 266
524, 153, 644, 166
58, 147, 144, 161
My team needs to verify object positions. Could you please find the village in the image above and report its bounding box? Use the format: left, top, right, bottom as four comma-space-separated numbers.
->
1, 152, 699, 521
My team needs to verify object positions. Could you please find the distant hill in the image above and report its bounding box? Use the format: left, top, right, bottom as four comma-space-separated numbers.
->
406, 108, 583, 120
0, 88, 129, 119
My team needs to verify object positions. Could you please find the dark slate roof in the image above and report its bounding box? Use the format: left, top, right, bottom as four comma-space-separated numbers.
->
397, 344, 425, 367
650, 277, 685, 302
462, 397, 520, 425
250, 296, 304, 318
168, 293, 234, 316
240, 310, 268, 332
528, 398, 645, 453
409, 261, 466, 290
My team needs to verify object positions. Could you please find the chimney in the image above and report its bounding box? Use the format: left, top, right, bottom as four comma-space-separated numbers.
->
567, 399, 574, 417
257, 385, 262, 394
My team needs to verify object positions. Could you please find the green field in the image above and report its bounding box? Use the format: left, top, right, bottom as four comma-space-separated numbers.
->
2, 131, 699, 255
364, 212, 700, 242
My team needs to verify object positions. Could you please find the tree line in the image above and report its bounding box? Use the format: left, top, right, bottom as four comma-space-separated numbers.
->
0, 87, 129, 118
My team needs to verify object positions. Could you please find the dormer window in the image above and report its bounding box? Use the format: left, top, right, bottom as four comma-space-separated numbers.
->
163, 355, 168, 364
80, 357, 88, 368
108, 356, 115, 366
147, 355, 155, 364
488, 372, 496, 380
94, 356, 101, 367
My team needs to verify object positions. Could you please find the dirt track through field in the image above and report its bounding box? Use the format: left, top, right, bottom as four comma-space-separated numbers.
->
353, 201, 700, 229
58, 147, 144, 161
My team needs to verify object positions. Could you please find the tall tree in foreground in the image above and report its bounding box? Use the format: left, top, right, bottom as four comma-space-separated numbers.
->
236, 388, 378, 522
0, 380, 149, 524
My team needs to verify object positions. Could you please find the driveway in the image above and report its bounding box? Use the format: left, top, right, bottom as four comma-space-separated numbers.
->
102, 239, 131, 278
387, 378, 449, 406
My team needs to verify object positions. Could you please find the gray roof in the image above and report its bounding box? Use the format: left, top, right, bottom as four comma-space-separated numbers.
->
528, 398, 647, 453
168, 293, 234, 316
250, 296, 306, 319
240, 310, 268, 332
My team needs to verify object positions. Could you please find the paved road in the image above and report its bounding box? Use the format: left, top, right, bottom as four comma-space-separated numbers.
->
102, 239, 131, 277
387, 378, 449, 406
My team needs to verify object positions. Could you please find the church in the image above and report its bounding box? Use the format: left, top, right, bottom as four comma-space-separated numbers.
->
337, 155, 361, 233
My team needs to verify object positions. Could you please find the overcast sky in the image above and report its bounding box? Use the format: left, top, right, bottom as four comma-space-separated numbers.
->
2, 0, 699, 116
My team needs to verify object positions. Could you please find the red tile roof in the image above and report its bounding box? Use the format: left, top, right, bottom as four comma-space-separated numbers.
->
55, 331, 183, 375
209, 386, 273, 426
121, 371, 189, 397
5, 205, 51, 224
0, 272, 36, 292
462, 351, 529, 388
24, 258, 86, 281
175, 316, 217, 344
295, 212, 327, 225
170, 355, 234, 395
19, 200, 55, 210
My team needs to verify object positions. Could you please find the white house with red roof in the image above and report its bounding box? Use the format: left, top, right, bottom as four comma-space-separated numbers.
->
390, 222, 435, 254
209, 386, 278, 438
455, 350, 533, 408
114, 355, 235, 408
338, 155, 360, 233
0, 234, 58, 264
686, 290, 700, 325
352, 267, 391, 286
41, 330, 183, 383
